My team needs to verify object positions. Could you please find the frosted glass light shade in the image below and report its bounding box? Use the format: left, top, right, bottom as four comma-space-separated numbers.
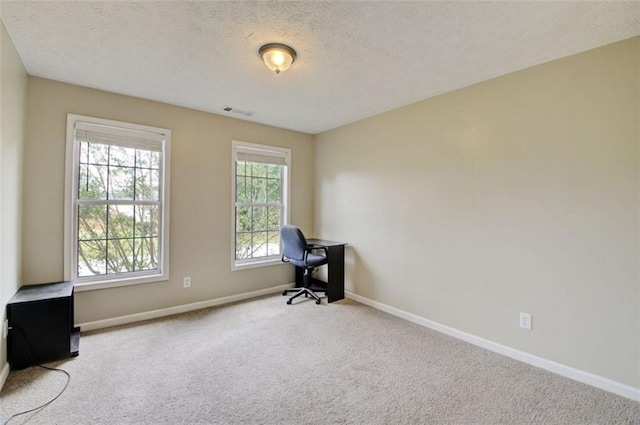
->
259, 44, 296, 75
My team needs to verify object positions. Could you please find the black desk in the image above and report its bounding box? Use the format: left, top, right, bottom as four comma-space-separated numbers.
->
295, 239, 347, 303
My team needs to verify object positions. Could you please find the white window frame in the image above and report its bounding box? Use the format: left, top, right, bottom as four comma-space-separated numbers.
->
64, 114, 171, 291
231, 140, 291, 271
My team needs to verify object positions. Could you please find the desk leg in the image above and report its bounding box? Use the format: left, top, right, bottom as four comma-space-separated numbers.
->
295, 266, 304, 288
327, 245, 345, 303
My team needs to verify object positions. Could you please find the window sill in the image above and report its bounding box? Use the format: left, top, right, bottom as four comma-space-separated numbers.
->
73, 273, 169, 292
232, 257, 284, 271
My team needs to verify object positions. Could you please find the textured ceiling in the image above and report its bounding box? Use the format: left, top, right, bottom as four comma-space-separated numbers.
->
1, 1, 639, 134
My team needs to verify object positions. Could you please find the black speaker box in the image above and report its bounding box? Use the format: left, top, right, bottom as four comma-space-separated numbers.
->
7, 281, 79, 370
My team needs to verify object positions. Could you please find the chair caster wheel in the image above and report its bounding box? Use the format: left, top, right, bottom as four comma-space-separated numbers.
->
304, 293, 308, 298
282, 290, 287, 296
286, 300, 292, 305
316, 300, 321, 305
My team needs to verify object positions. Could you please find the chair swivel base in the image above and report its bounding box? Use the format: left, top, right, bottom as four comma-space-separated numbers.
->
283, 287, 326, 305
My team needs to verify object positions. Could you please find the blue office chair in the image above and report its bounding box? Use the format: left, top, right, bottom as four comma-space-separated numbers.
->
280, 225, 328, 305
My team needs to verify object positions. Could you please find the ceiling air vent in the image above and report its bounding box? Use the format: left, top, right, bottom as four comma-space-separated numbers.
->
222, 107, 254, 117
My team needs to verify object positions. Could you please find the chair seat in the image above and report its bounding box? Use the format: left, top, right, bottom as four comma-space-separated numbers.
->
289, 253, 327, 268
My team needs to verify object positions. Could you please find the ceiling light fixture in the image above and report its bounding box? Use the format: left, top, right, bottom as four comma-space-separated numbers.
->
259, 43, 296, 75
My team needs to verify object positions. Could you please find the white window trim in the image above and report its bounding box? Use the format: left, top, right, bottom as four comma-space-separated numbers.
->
231, 140, 291, 271
64, 114, 171, 291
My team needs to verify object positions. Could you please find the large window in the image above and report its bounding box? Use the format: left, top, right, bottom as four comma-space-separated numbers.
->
65, 114, 170, 290
232, 141, 290, 270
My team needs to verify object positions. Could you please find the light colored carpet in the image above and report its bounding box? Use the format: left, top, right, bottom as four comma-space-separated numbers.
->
0, 295, 638, 425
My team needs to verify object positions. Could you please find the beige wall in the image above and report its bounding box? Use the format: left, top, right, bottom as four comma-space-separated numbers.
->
315, 37, 639, 388
23, 78, 314, 323
0, 21, 28, 373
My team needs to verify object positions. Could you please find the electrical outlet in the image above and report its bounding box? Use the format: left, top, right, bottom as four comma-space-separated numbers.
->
183, 277, 191, 288
519, 312, 532, 330
3, 320, 8, 339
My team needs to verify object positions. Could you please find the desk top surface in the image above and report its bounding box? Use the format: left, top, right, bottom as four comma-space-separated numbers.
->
307, 238, 347, 247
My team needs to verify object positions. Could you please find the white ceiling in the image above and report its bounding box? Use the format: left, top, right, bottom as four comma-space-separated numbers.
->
1, 1, 639, 134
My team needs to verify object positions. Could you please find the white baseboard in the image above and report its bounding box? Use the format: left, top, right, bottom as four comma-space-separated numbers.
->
345, 291, 640, 402
0, 361, 9, 392
78, 284, 292, 332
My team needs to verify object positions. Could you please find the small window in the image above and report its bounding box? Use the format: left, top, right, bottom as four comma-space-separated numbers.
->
64, 114, 171, 290
232, 140, 290, 270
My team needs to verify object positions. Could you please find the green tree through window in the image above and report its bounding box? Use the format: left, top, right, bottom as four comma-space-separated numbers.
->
235, 161, 283, 259
76, 143, 160, 276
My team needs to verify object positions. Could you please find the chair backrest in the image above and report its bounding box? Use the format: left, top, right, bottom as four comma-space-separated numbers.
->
280, 225, 308, 261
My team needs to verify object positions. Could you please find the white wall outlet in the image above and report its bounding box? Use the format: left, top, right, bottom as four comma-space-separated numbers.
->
183, 277, 191, 288
3, 320, 8, 339
519, 312, 532, 330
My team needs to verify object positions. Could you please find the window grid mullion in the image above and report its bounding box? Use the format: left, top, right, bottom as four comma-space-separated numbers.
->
133, 149, 137, 271
250, 206, 255, 259
78, 199, 160, 206
236, 203, 283, 208
266, 206, 270, 255
105, 145, 111, 274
